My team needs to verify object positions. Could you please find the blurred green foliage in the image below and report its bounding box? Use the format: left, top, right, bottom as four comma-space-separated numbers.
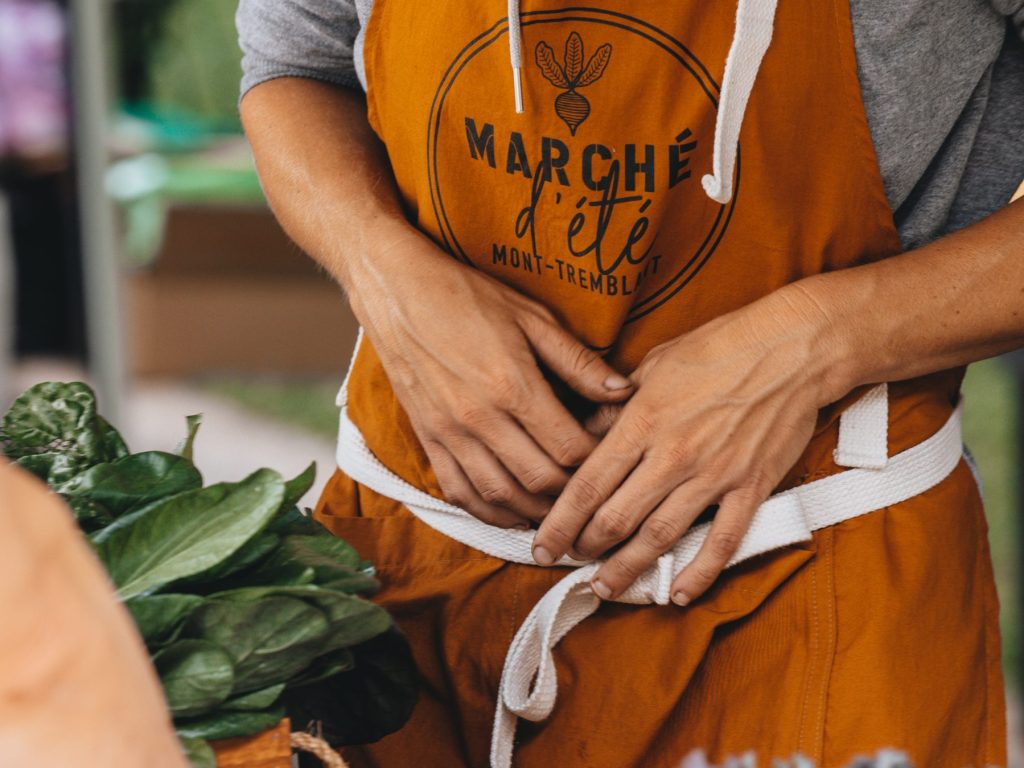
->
115, 0, 243, 132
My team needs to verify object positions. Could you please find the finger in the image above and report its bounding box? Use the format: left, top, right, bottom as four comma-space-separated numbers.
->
519, 311, 633, 402
531, 429, 643, 565
584, 403, 623, 437
508, 376, 601, 468
589, 481, 718, 599
465, 413, 571, 495
573, 461, 701, 559
423, 441, 532, 529
669, 485, 765, 606
449, 433, 553, 522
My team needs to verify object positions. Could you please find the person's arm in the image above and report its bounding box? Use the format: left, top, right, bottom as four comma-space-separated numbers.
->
532, 195, 1024, 603
240, 78, 634, 527
0, 461, 186, 767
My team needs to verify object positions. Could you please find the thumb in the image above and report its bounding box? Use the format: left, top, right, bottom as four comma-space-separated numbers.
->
521, 315, 633, 402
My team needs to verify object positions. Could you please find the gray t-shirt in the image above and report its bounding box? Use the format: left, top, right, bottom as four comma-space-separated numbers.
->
236, 0, 1024, 249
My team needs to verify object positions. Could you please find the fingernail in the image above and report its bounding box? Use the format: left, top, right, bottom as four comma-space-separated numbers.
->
533, 545, 555, 566
591, 579, 612, 599
671, 590, 690, 606
603, 373, 632, 390
513, 523, 530, 531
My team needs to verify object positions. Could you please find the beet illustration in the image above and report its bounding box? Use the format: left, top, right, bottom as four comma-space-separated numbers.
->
555, 91, 590, 135
535, 31, 611, 136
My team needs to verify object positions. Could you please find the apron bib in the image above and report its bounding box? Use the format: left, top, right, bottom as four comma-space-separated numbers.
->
314, 1, 1007, 765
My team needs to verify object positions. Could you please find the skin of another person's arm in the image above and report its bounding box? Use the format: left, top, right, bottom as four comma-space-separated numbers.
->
241, 77, 634, 528
0, 460, 186, 767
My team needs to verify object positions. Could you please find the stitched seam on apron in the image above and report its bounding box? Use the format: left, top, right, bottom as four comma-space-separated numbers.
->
796, 553, 819, 753
814, 530, 838, 761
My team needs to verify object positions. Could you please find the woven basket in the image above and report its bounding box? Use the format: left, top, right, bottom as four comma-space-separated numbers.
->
211, 719, 349, 768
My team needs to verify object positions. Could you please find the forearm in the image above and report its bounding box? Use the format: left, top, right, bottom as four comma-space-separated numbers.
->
240, 77, 422, 310
799, 197, 1024, 403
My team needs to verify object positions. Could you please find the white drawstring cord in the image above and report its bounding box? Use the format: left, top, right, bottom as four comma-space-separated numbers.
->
508, 0, 524, 113
702, 0, 779, 204
506, 0, 777, 203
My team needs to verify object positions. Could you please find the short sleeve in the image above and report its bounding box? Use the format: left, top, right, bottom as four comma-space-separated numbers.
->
991, 0, 1024, 38
236, 0, 363, 98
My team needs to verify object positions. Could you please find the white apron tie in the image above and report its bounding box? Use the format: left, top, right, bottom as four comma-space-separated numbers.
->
334, 331, 965, 768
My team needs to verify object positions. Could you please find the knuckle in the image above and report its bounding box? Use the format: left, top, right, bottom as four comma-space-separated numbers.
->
452, 398, 491, 429
609, 556, 644, 582
708, 528, 743, 560
552, 434, 590, 467
479, 482, 514, 506
521, 465, 563, 495
642, 516, 681, 550
566, 475, 605, 510
654, 442, 692, 473
541, 520, 580, 549
487, 373, 527, 411
691, 560, 720, 587
594, 507, 634, 541
624, 409, 657, 444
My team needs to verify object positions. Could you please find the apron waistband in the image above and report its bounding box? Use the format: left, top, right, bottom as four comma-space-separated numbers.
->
334, 332, 964, 767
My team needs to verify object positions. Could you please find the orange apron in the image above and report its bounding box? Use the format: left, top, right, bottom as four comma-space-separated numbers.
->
314, 1, 1007, 765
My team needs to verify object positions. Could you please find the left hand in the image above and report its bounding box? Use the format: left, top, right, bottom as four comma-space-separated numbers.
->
530, 284, 845, 605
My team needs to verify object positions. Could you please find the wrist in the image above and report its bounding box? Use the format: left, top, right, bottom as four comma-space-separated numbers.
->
776, 276, 869, 407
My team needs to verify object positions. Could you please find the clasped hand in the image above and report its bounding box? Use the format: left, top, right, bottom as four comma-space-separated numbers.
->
531, 286, 838, 604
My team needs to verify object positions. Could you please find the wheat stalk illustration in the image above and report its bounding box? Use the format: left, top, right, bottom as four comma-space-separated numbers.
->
535, 31, 612, 136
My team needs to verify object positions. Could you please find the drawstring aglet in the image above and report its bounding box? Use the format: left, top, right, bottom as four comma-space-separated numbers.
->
512, 65, 524, 114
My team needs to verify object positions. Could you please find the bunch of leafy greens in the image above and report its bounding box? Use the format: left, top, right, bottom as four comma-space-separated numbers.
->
0, 382, 417, 767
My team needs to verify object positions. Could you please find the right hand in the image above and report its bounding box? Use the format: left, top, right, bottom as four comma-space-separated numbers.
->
346, 224, 634, 529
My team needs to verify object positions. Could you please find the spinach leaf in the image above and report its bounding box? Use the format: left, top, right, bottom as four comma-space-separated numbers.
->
285, 648, 354, 688
175, 414, 202, 461
186, 596, 330, 693
1, 382, 128, 482
175, 706, 285, 741
154, 639, 235, 718
181, 531, 282, 590
179, 736, 216, 768
96, 468, 284, 599
64, 496, 117, 531
282, 462, 316, 508
220, 683, 286, 711
282, 626, 418, 745
126, 594, 205, 647
211, 585, 391, 653
58, 451, 202, 517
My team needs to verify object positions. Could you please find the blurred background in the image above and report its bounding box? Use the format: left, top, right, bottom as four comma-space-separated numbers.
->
0, 0, 1020, 759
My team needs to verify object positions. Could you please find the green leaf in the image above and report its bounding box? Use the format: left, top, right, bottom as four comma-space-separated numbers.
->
282, 626, 418, 745
282, 462, 316, 508
285, 648, 354, 688
126, 594, 205, 646
175, 706, 285, 741
58, 451, 202, 517
277, 534, 379, 594
211, 585, 391, 654
186, 596, 330, 693
63, 495, 116, 532
221, 683, 286, 711
1, 381, 128, 483
175, 414, 202, 461
182, 531, 282, 590
95, 468, 285, 599
179, 736, 216, 768
155, 639, 235, 718
266, 505, 323, 536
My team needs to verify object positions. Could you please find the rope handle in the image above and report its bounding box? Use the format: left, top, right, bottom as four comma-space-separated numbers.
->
290, 732, 349, 768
